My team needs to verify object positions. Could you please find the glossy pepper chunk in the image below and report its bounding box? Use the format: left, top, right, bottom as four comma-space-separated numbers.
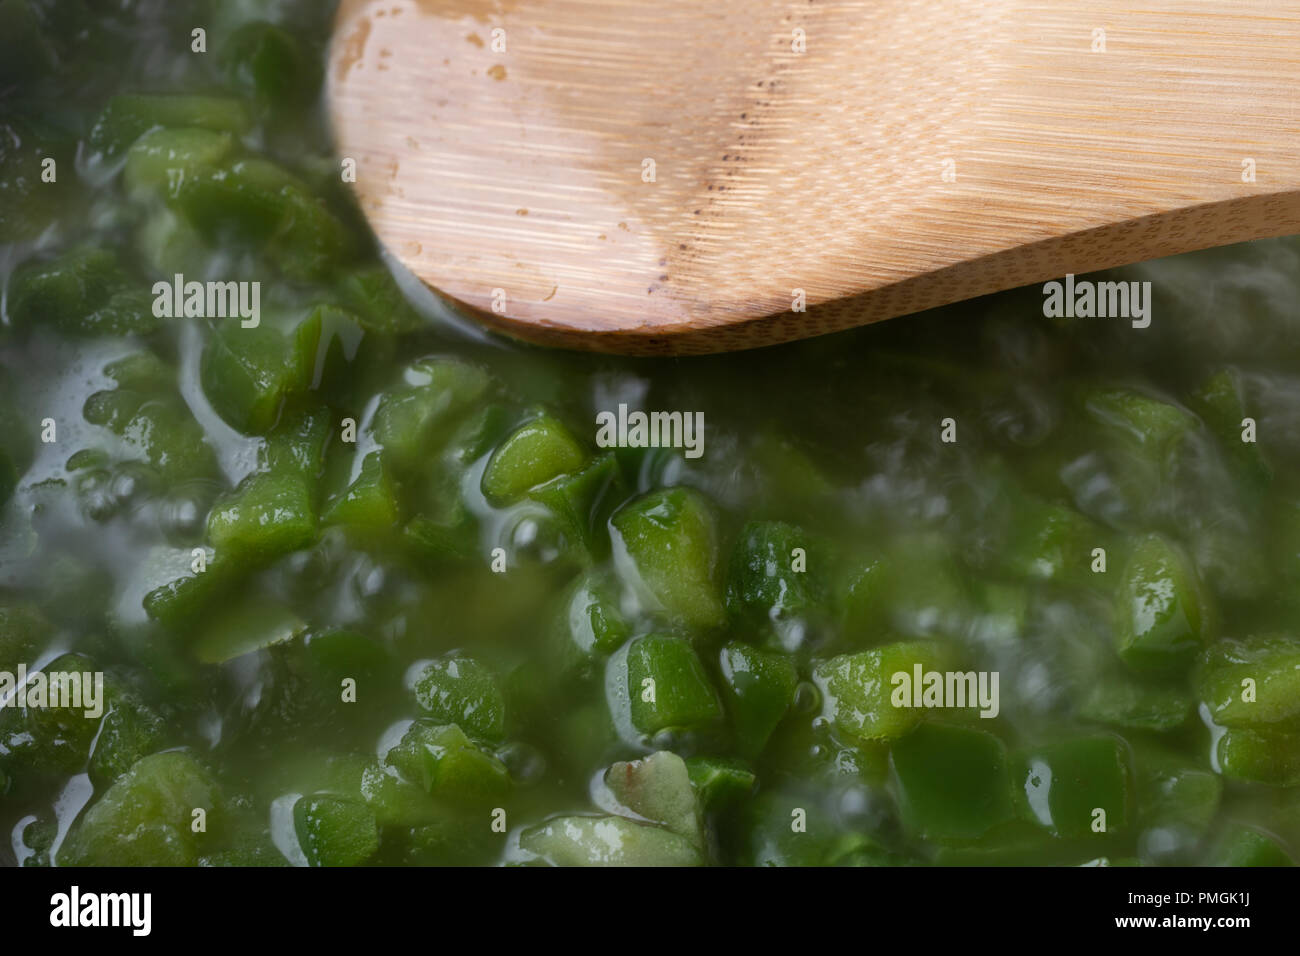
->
528, 452, 627, 558
124, 127, 234, 197
174, 159, 351, 279
384, 722, 510, 805
322, 451, 399, 532
813, 641, 954, 741
206, 472, 316, 565
259, 405, 332, 482
0, 652, 103, 777
293, 795, 378, 867
411, 657, 506, 742
89, 93, 250, 155
610, 488, 725, 630
718, 641, 798, 756
622, 634, 722, 736
59, 751, 221, 866
1012, 736, 1133, 838
1114, 534, 1207, 670
725, 520, 826, 651
549, 570, 629, 678
890, 722, 1018, 841
200, 312, 320, 434
371, 357, 493, 470
686, 756, 756, 812
481, 414, 588, 505
1216, 726, 1300, 786
8, 246, 158, 337
1196, 634, 1300, 727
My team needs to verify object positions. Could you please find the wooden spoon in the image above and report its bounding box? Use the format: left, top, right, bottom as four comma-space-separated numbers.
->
328, 0, 1300, 355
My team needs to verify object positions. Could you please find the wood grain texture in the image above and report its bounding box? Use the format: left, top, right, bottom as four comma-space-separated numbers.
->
329, 0, 1300, 354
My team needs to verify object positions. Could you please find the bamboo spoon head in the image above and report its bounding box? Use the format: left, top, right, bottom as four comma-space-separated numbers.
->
329, 0, 1300, 355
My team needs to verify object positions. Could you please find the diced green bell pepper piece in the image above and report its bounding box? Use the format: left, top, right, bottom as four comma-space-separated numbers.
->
549, 570, 629, 680
121, 398, 219, 483
610, 488, 725, 630
411, 657, 505, 742
384, 722, 510, 806
104, 351, 174, 393
1013, 736, 1132, 838
88, 690, 168, 786
605, 751, 702, 846
60, 751, 220, 866
718, 641, 797, 756
1083, 387, 1196, 454
725, 521, 825, 650
685, 756, 756, 812
813, 641, 953, 741
259, 405, 332, 481
446, 402, 513, 465
0, 652, 102, 777
1217, 726, 1300, 786
891, 722, 1018, 841
89, 94, 250, 155
206, 472, 316, 565
293, 795, 378, 867
528, 452, 626, 557
83, 387, 145, 432
481, 414, 587, 505
124, 127, 234, 197
8, 246, 158, 337
322, 451, 399, 531
1115, 534, 1206, 669
201, 312, 320, 434
130, 545, 222, 630
359, 764, 441, 828
372, 357, 493, 470
175, 159, 350, 279
519, 814, 702, 867
1197, 635, 1300, 727
623, 634, 722, 736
